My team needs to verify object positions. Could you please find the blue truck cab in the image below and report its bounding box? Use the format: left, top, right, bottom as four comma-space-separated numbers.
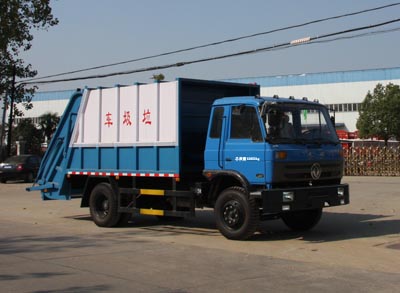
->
28, 78, 349, 240
203, 95, 348, 239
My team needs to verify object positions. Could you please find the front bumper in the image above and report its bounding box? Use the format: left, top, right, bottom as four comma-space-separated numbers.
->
260, 184, 349, 214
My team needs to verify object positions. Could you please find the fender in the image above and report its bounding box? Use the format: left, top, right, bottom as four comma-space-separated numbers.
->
81, 176, 116, 207
203, 169, 251, 202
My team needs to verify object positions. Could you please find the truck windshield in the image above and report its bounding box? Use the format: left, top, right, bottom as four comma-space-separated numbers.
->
263, 103, 339, 145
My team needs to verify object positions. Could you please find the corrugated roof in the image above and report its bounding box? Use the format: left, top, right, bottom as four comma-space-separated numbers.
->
227, 67, 400, 87
31, 90, 76, 102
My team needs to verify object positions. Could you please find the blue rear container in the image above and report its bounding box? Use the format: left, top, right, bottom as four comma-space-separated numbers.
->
29, 78, 259, 200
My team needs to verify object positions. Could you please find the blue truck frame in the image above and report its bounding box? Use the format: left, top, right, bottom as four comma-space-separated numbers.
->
28, 78, 349, 240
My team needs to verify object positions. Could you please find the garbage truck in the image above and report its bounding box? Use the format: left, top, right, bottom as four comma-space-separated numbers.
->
28, 78, 349, 240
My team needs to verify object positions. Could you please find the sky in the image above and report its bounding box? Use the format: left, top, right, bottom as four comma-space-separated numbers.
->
20, 0, 400, 91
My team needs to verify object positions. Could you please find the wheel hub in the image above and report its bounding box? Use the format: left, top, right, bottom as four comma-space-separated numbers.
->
102, 200, 109, 211
222, 201, 243, 228
96, 197, 109, 218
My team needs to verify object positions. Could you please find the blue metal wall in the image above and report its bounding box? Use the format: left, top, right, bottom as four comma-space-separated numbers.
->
228, 67, 400, 87
31, 89, 76, 101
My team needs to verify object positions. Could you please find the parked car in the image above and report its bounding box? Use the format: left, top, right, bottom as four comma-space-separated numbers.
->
0, 155, 41, 183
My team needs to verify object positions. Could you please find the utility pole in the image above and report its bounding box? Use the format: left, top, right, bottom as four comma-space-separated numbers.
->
0, 93, 7, 160
6, 64, 16, 157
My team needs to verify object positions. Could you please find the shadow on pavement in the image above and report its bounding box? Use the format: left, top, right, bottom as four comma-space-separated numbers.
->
254, 211, 400, 242
0, 272, 69, 281
66, 209, 400, 242
30, 285, 112, 293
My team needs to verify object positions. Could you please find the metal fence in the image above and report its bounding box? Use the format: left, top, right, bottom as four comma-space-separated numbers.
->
344, 146, 400, 176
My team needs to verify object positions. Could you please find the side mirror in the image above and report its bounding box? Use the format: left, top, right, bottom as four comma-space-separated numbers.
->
330, 116, 335, 128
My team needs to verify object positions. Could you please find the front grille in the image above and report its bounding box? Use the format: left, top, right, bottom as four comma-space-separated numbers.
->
273, 161, 343, 183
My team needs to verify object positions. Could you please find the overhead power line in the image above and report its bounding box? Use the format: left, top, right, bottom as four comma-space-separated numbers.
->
302, 26, 400, 46
22, 2, 400, 83
21, 17, 400, 85
258, 26, 400, 54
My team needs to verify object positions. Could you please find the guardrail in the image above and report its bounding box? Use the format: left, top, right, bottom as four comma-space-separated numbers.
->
344, 146, 400, 176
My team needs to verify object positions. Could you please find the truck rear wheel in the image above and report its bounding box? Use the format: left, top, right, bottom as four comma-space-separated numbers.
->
281, 208, 322, 231
215, 187, 258, 240
89, 183, 120, 227
116, 213, 132, 226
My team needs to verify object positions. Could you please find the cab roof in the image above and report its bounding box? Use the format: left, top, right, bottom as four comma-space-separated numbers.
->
212, 96, 322, 107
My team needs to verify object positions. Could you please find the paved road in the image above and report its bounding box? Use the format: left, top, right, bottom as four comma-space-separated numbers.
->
0, 177, 399, 292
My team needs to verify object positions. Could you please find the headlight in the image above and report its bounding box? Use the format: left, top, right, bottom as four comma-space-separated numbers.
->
283, 191, 294, 202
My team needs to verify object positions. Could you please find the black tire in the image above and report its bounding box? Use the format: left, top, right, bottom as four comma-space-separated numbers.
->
116, 212, 132, 226
281, 208, 322, 231
89, 183, 121, 227
215, 186, 259, 240
0, 178, 6, 183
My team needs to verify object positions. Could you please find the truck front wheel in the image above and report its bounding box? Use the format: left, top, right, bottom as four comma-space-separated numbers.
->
215, 187, 258, 240
281, 208, 322, 231
89, 183, 121, 227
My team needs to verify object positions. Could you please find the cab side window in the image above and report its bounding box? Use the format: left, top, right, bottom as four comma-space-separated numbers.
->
230, 106, 263, 142
209, 107, 224, 138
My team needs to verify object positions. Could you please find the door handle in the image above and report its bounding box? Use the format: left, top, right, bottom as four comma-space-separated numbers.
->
225, 158, 232, 161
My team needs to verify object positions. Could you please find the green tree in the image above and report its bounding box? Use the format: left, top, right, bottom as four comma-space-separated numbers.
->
356, 83, 400, 145
12, 118, 42, 155
38, 112, 59, 143
0, 0, 58, 155
152, 73, 165, 81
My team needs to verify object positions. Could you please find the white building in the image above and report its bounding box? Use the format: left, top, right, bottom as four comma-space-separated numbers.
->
230, 67, 400, 132
14, 89, 75, 125
13, 67, 400, 132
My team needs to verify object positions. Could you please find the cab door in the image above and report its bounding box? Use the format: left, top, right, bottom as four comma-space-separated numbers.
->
223, 105, 266, 185
204, 106, 226, 170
